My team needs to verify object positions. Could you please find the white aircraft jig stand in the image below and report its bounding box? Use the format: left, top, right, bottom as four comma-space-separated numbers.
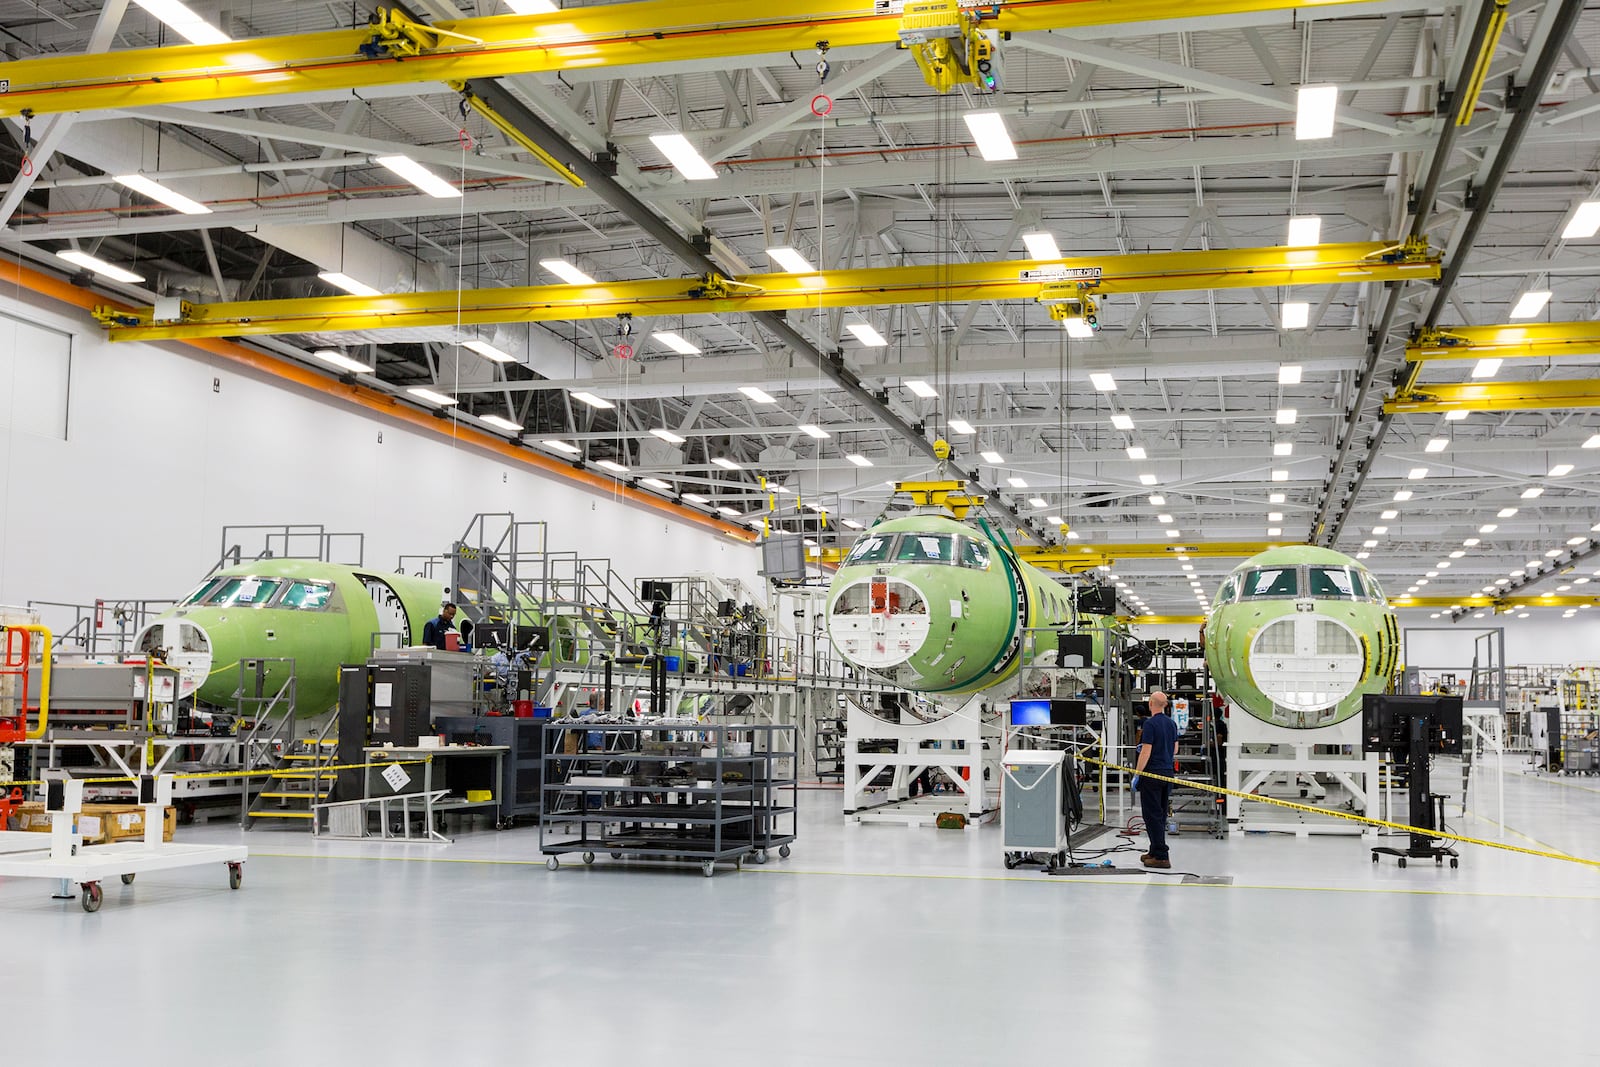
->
1225, 710, 1380, 839
0, 772, 246, 912
843, 692, 996, 826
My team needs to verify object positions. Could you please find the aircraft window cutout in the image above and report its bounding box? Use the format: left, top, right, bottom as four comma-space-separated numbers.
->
959, 538, 992, 571
1364, 573, 1387, 603
279, 581, 333, 611
844, 534, 895, 566
203, 577, 284, 608
182, 577, 226, 606
895, 534, 955, 564
1217, 576, 1238, 605
1240, 567, 1300, 599
1308, 566, 1358, 600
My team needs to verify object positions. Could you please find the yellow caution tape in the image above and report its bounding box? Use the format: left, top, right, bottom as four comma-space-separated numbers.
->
2, 758, 430, 789
1081, 752, 1600, 871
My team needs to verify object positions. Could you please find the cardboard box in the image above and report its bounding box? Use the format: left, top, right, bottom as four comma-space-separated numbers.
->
95, 804, 177, 843
14, 802, 108, 844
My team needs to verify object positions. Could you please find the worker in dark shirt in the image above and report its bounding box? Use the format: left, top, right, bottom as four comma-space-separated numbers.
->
1133, 690, 1179, 869
422, 602, 458, 649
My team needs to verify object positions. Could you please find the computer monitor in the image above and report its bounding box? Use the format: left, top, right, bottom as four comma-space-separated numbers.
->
1076, 586, 1118, 615
1361, 694, 1464, 755
1009, 699, 1052, 726
1049, 699, 1088, 726
1056, 633, 1094, 668
522, 625, 551, 655
1175, 670, 1198, 690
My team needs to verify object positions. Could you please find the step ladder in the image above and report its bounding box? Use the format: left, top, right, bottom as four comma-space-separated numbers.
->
245, 737, 338, 828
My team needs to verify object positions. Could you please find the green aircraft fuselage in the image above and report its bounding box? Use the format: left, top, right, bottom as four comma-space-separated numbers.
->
1203, 546, 1398, 729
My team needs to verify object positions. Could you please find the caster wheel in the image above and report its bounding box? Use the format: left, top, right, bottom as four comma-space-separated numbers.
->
702, 861, 715, 878
1450, 857, 1459, 868
81, 883, 102, 913
1372, 854, 1379, 864
778, 845, 791, 859
546, 857, 560, 871
1398, 858, 1407, 869
1004, 854, 1019, 870
755, 849, 769, 865
1435, 856, 1443, 867
735, 857, 743, 871
582, 852, 595, 865
610, 852, 622, 860
228, 863, 243, 890
120, 873, 135, 885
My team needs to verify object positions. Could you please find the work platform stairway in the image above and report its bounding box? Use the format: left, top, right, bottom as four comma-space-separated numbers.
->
243, 737, 338, 826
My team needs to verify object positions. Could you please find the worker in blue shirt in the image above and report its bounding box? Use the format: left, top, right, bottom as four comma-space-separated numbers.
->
1132, 690, 1179, 869
422, 602, 458, 649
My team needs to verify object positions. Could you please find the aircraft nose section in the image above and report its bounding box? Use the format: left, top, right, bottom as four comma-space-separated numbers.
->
1246, 613, 1363, 724
827, 575, 932, 670
134, 618, 213, 699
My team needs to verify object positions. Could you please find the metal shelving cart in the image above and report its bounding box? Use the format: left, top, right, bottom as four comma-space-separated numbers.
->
541, 721, 792, 876
814, 714, 845, 782
746, 723, 797, 862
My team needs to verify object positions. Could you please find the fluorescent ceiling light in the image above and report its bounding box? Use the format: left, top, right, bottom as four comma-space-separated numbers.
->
479, 414, 522, 432
373, 155, 460, 199
1022, 232, 1061, 260
718, 506, 740, 517
846, 323, 888, 347
1550, 463, 1574, 477
1445, 410, 1468, 421
1111, 414, 1135, 431
847, 454, 873, 467
542, 439, 580, 455
1522, 486, 1545, 498
57, 249, 145, 284
1272, 469, 1290, 482
318, 271, 381, 297
1498, 508, 1519, 518
1356, 552, 1370, 559
1028, 497, 1048, 508
1478, 525, 1497, 534
649, 132, 718, 181
1126, 446, 1147, 460
505, 0, 559, 12
1281, 302, 1310, 330
1062, 317, 1095, 339
1546, 549, 1563, 558
652, 331, 701, 355
570, 390, 614, 410
1570, 536, 1589, 546
407, 387, 457, 407
539, 259, 595, 285
842, 519, 865, 529
1363, 540, 1378, 548
1564, 201, 1600, 240
1278, 364, 1302, 385
1007, 476, 1028, 488
1408, 467, 1428, 480
981, 450, 1004, 464
712, 457, 742, 470
1047, 515, 1064, 525
1269, 493, 1286, 504
1586, 434, 1600, 449
1450, 550, 1467, 558
1425, 438, 1448, 453
1381, 510, 1398, 519
905, 380, 939, 399
1471, 358, 1502, 378
1393, 489, 1412, 501
963, 110, 1017, 161
310, 349, 373, 374
1296, 84, 1339, 140
132, 0, 230, 44
1275, 408, 1297, 425
651, 427, 687, 445
641, 477, 672, 490
797, 424, 831, 439
1268, 512, 1283, 522
1286, 216, 1322, 246
1157, 514, 1174, 524
766, 247, 815, 273
462, 339, 514, 363
114, 174, 211, 215
948, 418, 975, 435
1089, 373, 1118, 392
1510, 291, 1552, 319
1139, 473, 1159, 486
738, 386, 776, 404
1274, 442, 1293, 457
682, 493, 709, 504
596, 459, 629, 474
1166, 529, 1181, 538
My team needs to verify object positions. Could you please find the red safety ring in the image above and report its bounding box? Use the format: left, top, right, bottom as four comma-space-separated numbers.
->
810, 94, 833, 117
615, 343, 633, 359
19, 156, 32, 177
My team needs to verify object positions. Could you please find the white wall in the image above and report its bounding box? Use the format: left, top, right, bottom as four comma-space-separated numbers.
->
0, 290, 761, 612
1395, 608, 1600, 670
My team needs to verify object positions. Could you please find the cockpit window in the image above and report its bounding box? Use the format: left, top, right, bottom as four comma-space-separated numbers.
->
279, 581, 333, 611
203, 577, 284, 608
844, 534, 894, 566
895, 534, 955, 564
1240, 567, 1299, 599
1308, 566, 1358, 599
1363, 573, 1386, 603
1217, 576, 1238, 605
182, 577, 226, 606
960, 538, 992, 570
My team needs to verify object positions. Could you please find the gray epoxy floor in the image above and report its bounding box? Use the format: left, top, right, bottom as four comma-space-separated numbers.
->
5, 757, 1598, 1065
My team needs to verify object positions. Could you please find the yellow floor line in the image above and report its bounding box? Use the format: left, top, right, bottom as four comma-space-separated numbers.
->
243, 850, 1600, 901
1515, 773, 1600, 797
1463, 810, 1573, 857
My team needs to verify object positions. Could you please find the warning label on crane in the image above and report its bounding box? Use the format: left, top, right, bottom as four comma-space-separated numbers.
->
1019, 266, 1103, 282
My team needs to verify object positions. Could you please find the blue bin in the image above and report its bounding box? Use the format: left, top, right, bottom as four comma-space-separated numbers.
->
532, 705, 553, 718
733, 663, 750, 677
663, 655, 681, 672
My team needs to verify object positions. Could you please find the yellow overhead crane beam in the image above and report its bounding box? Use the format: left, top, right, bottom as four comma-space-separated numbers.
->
813, 539, 1283, 570
1391, 596, 1600, 611
97, 241, 1437, 343
0, 0, 1413, 120
1384, 378, 1600, 415
1406, 322, 1600, 364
